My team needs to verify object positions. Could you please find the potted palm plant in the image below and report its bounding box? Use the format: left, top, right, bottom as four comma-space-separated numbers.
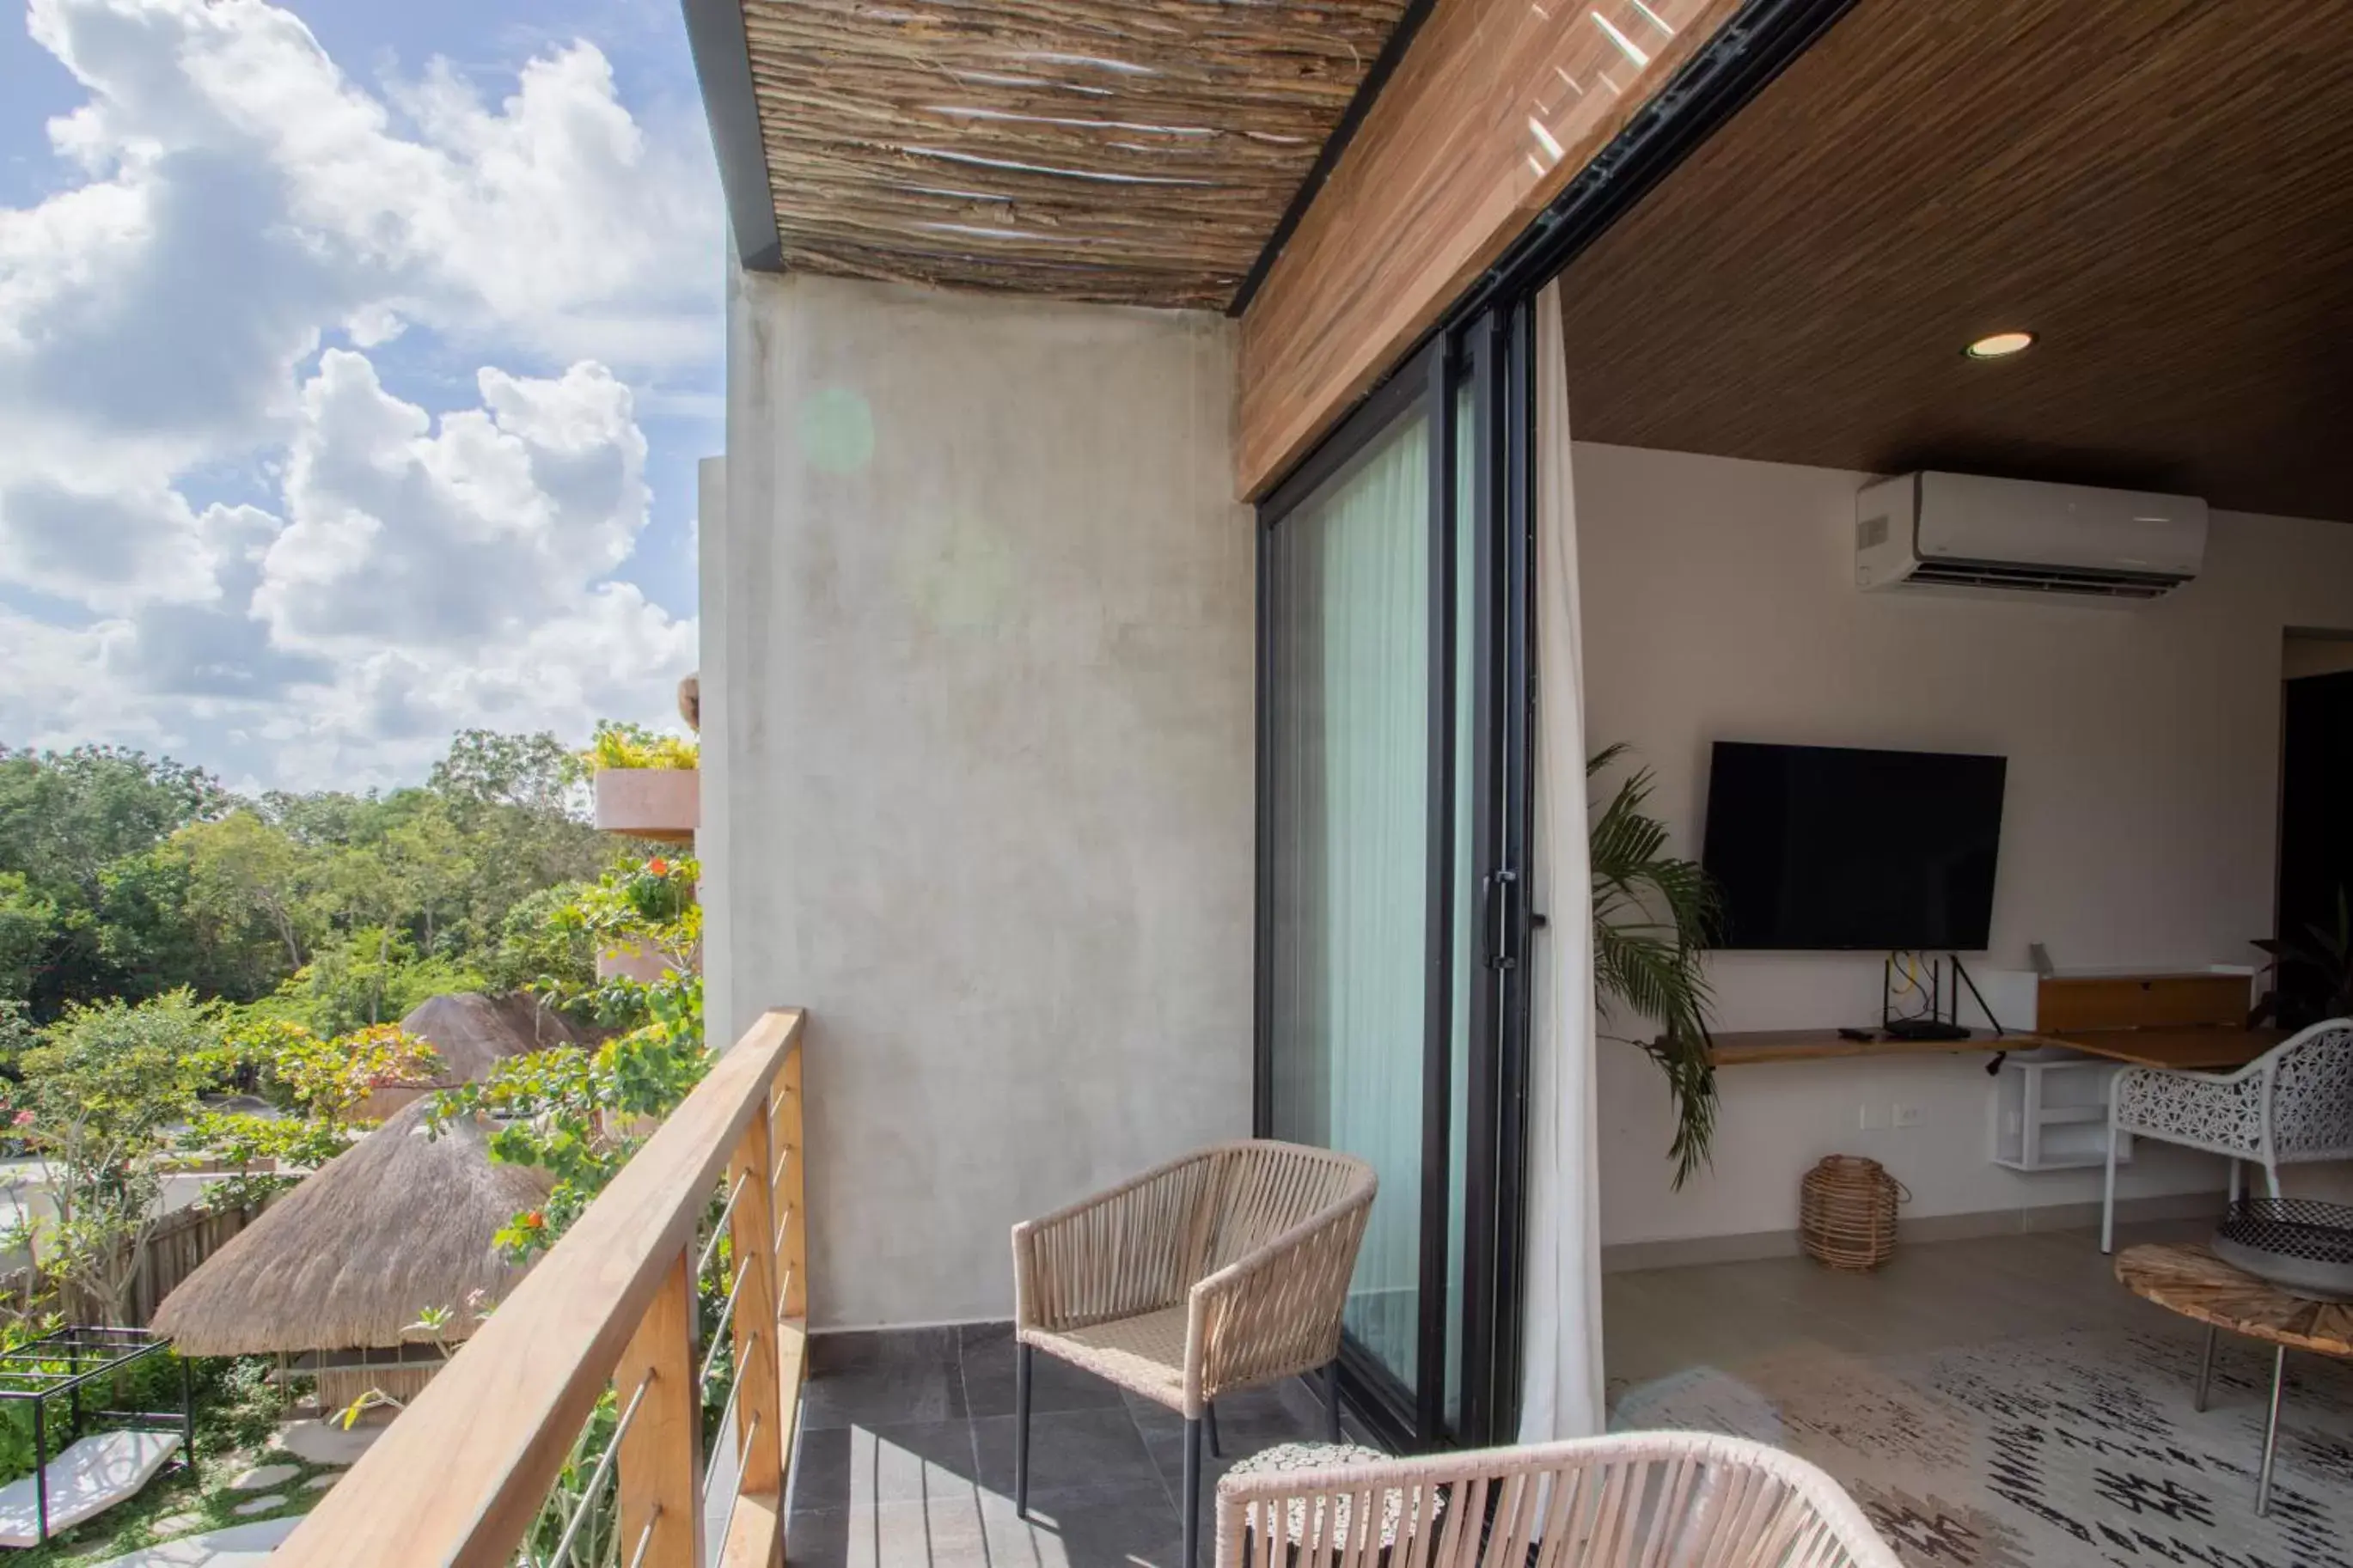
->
1589, 745, 1723, 1187
2249, 889, 2353, 1032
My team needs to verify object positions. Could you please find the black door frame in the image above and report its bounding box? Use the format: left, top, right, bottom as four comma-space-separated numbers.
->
1249, 0, 1861, 1450
1253, 307, 1536, 1450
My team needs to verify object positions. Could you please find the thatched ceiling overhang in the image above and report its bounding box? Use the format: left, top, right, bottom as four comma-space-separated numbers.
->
687, 0, 1416, 308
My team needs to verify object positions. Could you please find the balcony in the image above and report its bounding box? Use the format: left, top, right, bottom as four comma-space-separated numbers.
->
272, 1010, 1344, 1567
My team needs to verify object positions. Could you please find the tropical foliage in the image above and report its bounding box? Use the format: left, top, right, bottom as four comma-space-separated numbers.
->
0, 731, 612, 1028
1589, 744, 1723, 1187
2, 993, 218, 1321
430, 856, 708, 1256
0, 725, 665, 1329
2251, 888, 2353, 1032
583, 720, 698, 772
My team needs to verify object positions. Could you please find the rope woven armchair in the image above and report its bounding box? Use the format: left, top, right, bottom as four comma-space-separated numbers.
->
1011, 1139, 1378, 1568
1215, 1431, 1903, 1568
2102, 1017, 2353, 1253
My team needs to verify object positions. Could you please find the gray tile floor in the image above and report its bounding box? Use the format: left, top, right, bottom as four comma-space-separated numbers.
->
782, 1221, 2237, 1566
785, 1323, 1363, 1567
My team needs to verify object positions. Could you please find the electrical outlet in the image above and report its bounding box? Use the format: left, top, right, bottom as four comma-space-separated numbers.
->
1893, 1102, 1924, 1129
1860, 1103, 1890, 1132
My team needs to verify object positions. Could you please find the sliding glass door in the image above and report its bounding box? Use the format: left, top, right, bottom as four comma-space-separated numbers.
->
1258, 315, 1535, 1448
1263, 393, 1433, 1396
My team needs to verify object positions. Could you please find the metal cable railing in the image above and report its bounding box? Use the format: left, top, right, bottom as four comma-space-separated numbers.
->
278, 1010, 810, 1568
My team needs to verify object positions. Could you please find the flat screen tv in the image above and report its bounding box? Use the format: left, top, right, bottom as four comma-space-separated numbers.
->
1700, 741, 2007, 951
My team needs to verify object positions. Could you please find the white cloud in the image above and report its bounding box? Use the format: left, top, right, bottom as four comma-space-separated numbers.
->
0, 0, 718, 788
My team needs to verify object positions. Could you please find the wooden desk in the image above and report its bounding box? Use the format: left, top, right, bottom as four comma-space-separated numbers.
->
1709, 1026, 2283, 1069
2038, 1027, 2285, 1071
1708, 1028, 2020, 1065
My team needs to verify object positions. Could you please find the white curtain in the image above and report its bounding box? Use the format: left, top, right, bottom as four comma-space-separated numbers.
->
1266, 409, 1433, 1388
1517, 281, 1604, 1441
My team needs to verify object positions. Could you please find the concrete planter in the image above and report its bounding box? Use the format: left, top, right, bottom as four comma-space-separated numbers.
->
596, 938, 697, 984
593, 766, 698, 843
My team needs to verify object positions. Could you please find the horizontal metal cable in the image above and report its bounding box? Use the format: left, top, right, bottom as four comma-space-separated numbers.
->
771, 1141, 791, 1192
696, 1169, 753, 1284
541, 1375, 653, 1568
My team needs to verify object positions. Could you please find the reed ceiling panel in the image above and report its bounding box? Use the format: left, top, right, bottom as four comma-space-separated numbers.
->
1551, 0, 2353, 521
737, 0, 1412, 308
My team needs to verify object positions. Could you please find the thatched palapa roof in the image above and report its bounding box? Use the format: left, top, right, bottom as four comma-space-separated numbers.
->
351, 992, 583, 1122
721, 0, 1415, 307
152, 1101, 553, 1356
400, 991, 584, 1084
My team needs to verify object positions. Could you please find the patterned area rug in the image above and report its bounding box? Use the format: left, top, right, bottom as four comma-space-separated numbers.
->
1611, 1326, 2353, 1567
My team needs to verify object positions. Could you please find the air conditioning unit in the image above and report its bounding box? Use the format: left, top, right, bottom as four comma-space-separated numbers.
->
1855, 472, 2206, 601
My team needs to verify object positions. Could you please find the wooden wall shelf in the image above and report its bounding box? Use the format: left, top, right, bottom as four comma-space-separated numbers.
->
1708, 1029, 2019, 1065
1709, 1025, 2285, 1070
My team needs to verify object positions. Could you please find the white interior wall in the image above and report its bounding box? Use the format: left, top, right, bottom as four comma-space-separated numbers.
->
1574, 441, 2353, 1248
707, 272, 1256, 1328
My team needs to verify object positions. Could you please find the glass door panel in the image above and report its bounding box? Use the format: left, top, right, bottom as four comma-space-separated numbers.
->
1264, 402, 1432, 1394
1258, 318, 1530, 1446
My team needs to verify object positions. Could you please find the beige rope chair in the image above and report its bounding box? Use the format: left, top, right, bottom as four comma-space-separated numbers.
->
1011, 1139, 1378, 1567
1215, 1430, 1903, 1568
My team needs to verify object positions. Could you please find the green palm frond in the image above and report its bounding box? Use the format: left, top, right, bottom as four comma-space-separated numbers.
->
1590, 747, 1722, 1187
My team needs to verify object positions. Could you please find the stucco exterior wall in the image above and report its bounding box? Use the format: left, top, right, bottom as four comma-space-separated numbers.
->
706, 272, 1256, 1328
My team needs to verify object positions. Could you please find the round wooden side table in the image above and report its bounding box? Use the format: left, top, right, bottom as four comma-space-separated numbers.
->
2114, 1242, 2353, 1514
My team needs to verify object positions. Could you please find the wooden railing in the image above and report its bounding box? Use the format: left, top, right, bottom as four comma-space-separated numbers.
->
277, 1008, 809, 1568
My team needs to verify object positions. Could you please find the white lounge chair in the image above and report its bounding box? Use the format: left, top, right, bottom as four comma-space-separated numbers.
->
2102, 1017, 2353, 1252
0, 1429, 183, 1548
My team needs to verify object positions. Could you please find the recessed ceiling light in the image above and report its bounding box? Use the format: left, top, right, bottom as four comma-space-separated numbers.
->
1965, 331, 2036, 359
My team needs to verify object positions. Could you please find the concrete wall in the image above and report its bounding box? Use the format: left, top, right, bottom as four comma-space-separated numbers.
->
706, 272, 1256, 1328
1573, 442, 2353, 1249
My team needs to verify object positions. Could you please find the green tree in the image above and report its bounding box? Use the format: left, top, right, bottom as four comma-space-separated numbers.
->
12, 992, 216, 1320
0, 747, 230, 1014
171, 810, 323, 971
0, 747, 227, 902
431, 729, 587, 816
251, 928, 486, 1037
483, 882, 599, 1000
0, 875, 57, 1004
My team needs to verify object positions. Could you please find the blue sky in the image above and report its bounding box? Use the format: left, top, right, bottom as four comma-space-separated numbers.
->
0, 0, 723, 790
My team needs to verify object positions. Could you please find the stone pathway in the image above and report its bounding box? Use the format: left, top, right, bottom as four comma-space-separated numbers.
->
90, 1516, 302, 1566
276, 1416, 384, 1467
224, 1464, 298, 1492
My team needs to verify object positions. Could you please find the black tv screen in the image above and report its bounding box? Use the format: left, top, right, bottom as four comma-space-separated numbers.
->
1700, 741, 2007, 951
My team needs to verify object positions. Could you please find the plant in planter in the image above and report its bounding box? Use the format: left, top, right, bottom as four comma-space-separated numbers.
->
584, 722, 699, 840
1589, 745, 1723, 1187
2249, 888, 2353, 1031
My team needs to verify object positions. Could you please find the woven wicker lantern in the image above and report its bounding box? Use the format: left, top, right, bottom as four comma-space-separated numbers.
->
1800, 1155, 1905, 1271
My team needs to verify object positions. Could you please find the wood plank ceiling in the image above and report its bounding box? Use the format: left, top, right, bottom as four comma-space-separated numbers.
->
735, 0, 1410, 309
1553, 0, 2353, 522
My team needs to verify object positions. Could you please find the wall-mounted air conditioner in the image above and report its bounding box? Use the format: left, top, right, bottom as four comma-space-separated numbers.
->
1855, 471, 2207, 601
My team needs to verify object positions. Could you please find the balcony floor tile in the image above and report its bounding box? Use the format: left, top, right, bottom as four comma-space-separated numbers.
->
790, 1321, 1368, 1567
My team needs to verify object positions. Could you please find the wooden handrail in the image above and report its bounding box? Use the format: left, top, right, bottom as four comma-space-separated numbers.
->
275, 1008, 808, 1568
